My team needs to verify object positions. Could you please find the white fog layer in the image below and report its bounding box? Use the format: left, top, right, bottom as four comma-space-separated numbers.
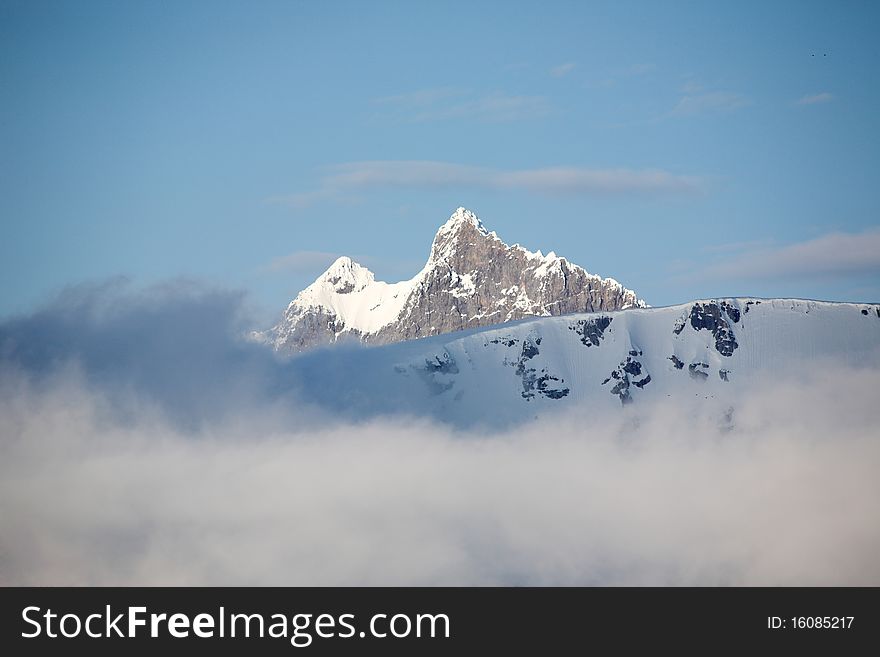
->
0, 283, 878, 585
1, 366, 878, 585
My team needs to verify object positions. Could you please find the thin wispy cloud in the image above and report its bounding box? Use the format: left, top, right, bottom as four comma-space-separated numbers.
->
271, 161, 706, 208
796, 92, 833, 105
609, 83, 751, 127
373, 87, 461, 107
549, 62, 576, 78
671, 91, 752, 117
374, 88, 551, 122
703, 228, 880, 279
268, 188, 336, 210
426, 93, 550, 122
701, 238, 773, 254
584, 63, 655, 91
620, 62, 656, 76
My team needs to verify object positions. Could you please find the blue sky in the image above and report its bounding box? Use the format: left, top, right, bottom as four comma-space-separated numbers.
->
2, 0, 878, 322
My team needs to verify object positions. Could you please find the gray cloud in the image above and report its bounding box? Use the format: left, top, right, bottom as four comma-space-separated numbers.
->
0, 280, 315, 430
0, 282, 878, 585
273, 160, 705, 208
796, 92, 833, 105
703, 228, 880, 280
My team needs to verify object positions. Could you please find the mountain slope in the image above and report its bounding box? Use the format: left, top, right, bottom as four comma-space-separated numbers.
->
286, 298, 880, 427
266, 207, 644, 352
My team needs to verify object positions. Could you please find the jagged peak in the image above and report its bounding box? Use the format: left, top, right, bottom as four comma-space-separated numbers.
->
321, 256, 372, 279
435, 207, 489, 239
303, 256, 376, 297
274, 206, 646, 350
430, 207, 497, 262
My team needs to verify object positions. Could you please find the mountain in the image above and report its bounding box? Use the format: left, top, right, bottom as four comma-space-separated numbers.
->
264, 207, 644, 353
285, 298, 880, 428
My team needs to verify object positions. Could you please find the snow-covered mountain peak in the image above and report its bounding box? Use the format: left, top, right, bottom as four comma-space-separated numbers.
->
266, 207, 644, 353
440, 207, 486, 234
430, 209, 574, 278
317, 256, 375, 293
430, 207, 497, 263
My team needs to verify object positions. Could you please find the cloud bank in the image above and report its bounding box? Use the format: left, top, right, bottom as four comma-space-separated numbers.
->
1, 282, 878, 585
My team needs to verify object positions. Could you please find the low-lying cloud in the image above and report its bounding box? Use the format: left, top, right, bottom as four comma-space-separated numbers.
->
0, 283, 878, 585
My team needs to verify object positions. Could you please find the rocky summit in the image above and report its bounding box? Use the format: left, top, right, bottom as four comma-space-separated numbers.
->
263, 207, 645, 353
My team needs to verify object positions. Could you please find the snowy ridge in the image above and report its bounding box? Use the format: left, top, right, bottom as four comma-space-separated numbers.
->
285, 256, 418, 336
266, 207, 645, 352
287, 297, 880, 427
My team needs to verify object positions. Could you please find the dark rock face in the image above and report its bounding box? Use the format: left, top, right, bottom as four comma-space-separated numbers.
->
719, 368, 730, 382
669, 355, 685, 370
483, 333, 569, 401
521, 338, 541, 360
688, 362, 709, 380
569, 316, 613, 347
609, 379, 632, 404
633, 374, 651, 388
327, 277, 356, 294
602, 353, 650, 405
425, 353, 459, 374
623, 359, 642, 376
513, 336, 569, 400
862, 309, 869, 316
415, 351, 459, 394
378, 215, 641, 345
532, 374, 569, 399
721, 301, 740, 323
686, 302, 739, 357
269, 308, 360, 353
